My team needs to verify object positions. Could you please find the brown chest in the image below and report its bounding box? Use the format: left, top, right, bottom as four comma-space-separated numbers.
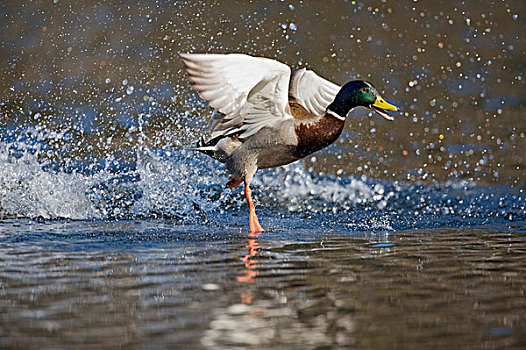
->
293, 112, 345, 158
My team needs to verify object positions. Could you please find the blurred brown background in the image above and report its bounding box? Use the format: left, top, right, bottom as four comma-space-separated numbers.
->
1, 0, 524, 186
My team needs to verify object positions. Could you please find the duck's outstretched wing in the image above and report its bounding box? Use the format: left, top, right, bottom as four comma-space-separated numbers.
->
289, 68, 341, 116
181, 53, 293, 140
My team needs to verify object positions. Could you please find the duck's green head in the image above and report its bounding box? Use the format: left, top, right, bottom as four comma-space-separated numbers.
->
327, 80, 399, 121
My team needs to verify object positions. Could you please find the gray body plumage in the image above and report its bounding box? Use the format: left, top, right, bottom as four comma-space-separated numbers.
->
218, 119, 301, 183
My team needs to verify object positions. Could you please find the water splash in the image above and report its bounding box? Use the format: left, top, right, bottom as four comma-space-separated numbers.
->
0, 142, 96, 220
1, 126, 523, 231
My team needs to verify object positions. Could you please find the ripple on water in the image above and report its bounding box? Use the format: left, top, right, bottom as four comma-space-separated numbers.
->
1, 223, 524, 348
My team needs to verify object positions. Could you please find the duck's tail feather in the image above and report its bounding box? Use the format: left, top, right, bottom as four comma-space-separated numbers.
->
186, 146, 217, 152
185, 136, 217, 157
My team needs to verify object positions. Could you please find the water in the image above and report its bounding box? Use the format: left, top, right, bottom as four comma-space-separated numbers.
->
1, 222, 525, 348
1, 0, 525, 348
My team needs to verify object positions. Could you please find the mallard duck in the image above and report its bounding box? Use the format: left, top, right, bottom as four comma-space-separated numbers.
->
181, 53, 399, 234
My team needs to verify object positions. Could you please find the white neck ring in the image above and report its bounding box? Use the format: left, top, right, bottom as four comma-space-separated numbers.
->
326, 109, 345, 121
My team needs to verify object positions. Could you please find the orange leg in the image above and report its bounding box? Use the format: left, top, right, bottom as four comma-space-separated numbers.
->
226, 176, 243, 188
244, 183, 264, 235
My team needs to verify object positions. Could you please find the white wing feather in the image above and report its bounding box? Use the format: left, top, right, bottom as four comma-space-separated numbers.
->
181, 53, 291, 117
181, 53, 341, 141
289, 68, 341, 116
237, 72, 291, 138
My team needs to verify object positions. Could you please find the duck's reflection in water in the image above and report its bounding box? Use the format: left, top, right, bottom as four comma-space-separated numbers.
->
237, 235, 261, 285
201, 233, 337, 348
236, 232, 261, 306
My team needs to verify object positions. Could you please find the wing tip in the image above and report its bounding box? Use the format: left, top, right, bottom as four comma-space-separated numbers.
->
179, 52, 194, 61
180, 52, 207, 64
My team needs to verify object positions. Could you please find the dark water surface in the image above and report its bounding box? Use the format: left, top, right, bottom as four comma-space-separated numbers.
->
1, 221, 525, 349
1, 0, 526, 348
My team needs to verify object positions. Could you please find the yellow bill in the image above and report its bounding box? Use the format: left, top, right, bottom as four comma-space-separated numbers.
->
371, 95, 400, 121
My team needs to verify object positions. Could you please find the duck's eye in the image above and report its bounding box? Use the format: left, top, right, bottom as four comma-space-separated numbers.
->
361, 88, 370, 94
